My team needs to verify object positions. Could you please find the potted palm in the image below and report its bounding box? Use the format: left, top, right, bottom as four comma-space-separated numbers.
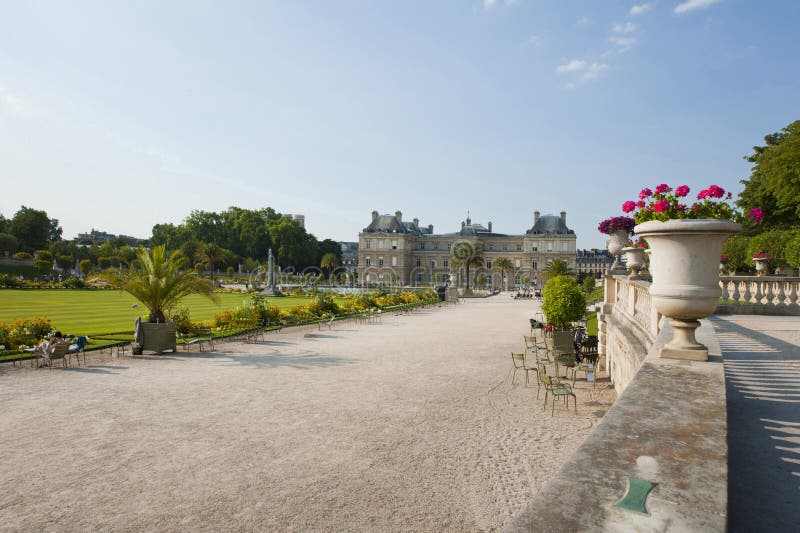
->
97, 245, 219, 353
619, 184, 762, 360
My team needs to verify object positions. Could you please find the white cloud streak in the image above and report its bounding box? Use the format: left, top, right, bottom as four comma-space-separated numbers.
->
556, 59, 587, 73
629, 3, 653, 16
613, 22, 637, 34
674, 0, 721, 14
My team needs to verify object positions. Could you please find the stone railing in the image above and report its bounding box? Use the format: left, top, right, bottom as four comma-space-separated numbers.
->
507, 274, 727, 531
718, 275, 800, 315
598, 276, 661, 393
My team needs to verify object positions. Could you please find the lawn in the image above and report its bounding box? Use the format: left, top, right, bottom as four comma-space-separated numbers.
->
0, 290, 313, 337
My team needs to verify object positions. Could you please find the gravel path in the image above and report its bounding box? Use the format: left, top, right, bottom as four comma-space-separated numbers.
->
0, 297, 615, 531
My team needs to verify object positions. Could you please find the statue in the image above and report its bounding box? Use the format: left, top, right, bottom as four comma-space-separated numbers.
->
259, 248, 284, 297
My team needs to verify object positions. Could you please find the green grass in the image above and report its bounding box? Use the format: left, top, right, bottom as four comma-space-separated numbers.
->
0, 289, 314, 337
586, 313, 598, 336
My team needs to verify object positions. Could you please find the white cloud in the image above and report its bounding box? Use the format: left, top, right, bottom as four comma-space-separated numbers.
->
674, 0, 721, 14
581, 63, 608, 81
556, 59, 587, 73
630, 3, 653, 16
609, 35, 637, 51
483, 0, 497, 8
576, 16, 591, 26
613, 22, 637, 34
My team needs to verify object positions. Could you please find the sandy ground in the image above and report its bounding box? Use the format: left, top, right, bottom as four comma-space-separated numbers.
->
0, 296, 615, 531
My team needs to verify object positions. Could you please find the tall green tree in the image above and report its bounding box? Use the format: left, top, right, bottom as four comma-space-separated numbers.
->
0, 233, 18, 255
542, 258, 573, 281
492, 256, 514, 291
451, 241, 484, 292
320, 252, 339, 281
8, 206, 61, 252
738, 120, 800, 230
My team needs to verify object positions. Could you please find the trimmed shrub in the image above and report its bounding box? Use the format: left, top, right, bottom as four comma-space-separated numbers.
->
542, 275, 586, 330
0, 233, 18, 255
14, 251, 33, 260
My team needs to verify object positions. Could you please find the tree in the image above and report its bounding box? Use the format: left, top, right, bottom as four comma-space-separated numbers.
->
0, 233, 18, 255
194, 242, 228, 273
318, 239, 343, 265
0, 213, 7, 233
79, 259, 93, 276
268, 216, 318, 269
492, 256, 514, 291
320, 252, 339, 281
8, 206, 60, 252
542, 275, 586, 329
97, 245, 218, 323
451, 240, 484, 293
738, 120, 800, 230
542, 258, 573, 281
582, 276, 596, 294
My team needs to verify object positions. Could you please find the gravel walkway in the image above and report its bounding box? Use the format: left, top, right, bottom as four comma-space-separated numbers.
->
0, 297, 614, 531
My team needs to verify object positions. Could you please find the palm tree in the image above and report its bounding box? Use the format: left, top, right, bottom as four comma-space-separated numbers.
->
451, 241, 484, 293
194, 242, 227, 275
320, 252, 339, 282
492, 256, 514, 291
99, 245, 219, 323
542, 258, 573, 282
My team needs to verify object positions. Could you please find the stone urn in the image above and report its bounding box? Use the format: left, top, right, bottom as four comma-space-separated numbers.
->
635, 219, 741, 361
753, 257, 769, 276
606, 230, 629, 274
622, 246, 646, 280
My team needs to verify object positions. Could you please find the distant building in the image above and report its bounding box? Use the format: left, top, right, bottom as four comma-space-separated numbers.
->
75, 229, 142, 246
339, 241, 359, 273
576, 248, 614, 278
285, 214, 305, 228
356, 210, 577, 287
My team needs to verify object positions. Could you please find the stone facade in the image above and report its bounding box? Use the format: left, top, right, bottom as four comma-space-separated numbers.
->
357, 210, 577, 287
576, 248, 614, 278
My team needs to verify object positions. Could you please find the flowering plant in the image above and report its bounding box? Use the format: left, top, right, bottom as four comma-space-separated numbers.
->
620, 183, 763, 225
753, 252, 772, 259
598, 216, 636, 235
624, 238, 649, 250
720, 254, 730, 262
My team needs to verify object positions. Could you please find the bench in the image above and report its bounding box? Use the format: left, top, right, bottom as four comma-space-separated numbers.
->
318, 314, 336, 331
183, 328, 216, 352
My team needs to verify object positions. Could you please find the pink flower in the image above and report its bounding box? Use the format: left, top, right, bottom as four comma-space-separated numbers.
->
748, 208, 764, 223
636, 200, 645, 208
639, 188, 653, 199
638, 241, 647, 248
653, 199, 669, 213
697, 189, 709, 200
654, 183, 671, 195
675, 185, 690, 197
707, 185, 725, 198
622, 201, 636, 213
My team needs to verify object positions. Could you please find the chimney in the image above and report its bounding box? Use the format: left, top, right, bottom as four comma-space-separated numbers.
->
534, 211, 540, 224
395, 210, 402, 222
488, 221, 493, 232
413, 217, 419, 227
371, 210, 378, 221
560, 211, 566, 223
428, 224, 433, 233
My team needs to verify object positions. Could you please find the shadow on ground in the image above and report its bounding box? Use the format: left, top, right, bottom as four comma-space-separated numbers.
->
711, 318, 800, 533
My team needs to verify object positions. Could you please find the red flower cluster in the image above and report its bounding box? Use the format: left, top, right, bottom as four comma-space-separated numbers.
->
748, 208, 764, 223
697, 185, 725, 199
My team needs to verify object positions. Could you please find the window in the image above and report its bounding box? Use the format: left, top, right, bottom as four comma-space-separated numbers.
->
547, 241, 553, 252
532, 260, 538, 270
433, 243, 438, 250
429, 260, 436, 269
365, 257, 371, 266
447, 243, 452, 251
416, 273, 422, 283
378, 240, 384, 249
365, 273, 371, 282
489, 244, 495, 251
562, 242, 569, 252
532, 242, 538, 251
415, 258, 421, 267
516, 244, 522, 251
391, 256, 397, 267
378, 257, 384, 267
419, 242, 425, 250
486, 260, 492, 269
515, 259, 520, 268
391, 239, 397, 250
443, 259, 449, 268
502, 245, 508, 251
366, 240, 371, 249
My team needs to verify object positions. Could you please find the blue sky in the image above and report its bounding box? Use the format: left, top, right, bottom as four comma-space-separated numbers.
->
1, 0, 798, 249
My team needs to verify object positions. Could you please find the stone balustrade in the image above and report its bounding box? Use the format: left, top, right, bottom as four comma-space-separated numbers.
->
718, 275, 800, 315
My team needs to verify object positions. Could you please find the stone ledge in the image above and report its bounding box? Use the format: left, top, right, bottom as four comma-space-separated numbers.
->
505, 320, 727, 532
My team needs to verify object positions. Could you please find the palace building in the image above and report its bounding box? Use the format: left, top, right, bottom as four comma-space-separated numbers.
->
356, 210, 577, 287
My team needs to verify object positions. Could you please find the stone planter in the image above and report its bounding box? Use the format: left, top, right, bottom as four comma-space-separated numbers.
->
622, 247, 646, 280
606, 229, 629, 274
140, 322, 177, 354
719, 262, 728, 275
635, 219, 741, 361
753, 257, 769, 276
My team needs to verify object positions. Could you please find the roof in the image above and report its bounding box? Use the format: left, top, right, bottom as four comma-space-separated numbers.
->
526, 215, 574, 235
363, 215, 426, 235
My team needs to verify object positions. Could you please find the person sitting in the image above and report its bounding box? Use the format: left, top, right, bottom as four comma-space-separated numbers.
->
39, 331, 65, 360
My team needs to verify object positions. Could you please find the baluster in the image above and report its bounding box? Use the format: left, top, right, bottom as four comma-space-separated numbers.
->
741, 280, 752, 304
762, 281, 772, 306
751, 280, 763, 304
787, 282, 799, 308
774, 281, 786, 306
720, 279, 729, 302
730, 279, 741, 303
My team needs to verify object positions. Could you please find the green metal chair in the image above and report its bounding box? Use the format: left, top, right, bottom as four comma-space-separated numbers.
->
511, 352, 536, 387
541, 374, 577, 415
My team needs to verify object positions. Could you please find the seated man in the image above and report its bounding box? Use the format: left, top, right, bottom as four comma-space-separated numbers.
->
38, 331, 65, 361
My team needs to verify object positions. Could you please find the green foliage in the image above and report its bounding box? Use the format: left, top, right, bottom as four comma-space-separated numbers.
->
582, 276, 596, 294
542, 258, 573, 282
0, 316, 54, 347
784, 233, 800, 271
57, 255, 74, 269
0, 233, 18, 254
451, 241, 484, 291
722, 234, 750, 274
61, 276, 86, 289
738, 120, 800, 230
95, 245, 219, 323
14, 251, 33, 260
98, 257, 113, 269
79, 259, 93, 276
35, 260, 52, 275
36, 250, 53, 262
746, 229, 797, 270
8, 206, 61, 252
0, 274, 23, 288
541, 275, 586, 330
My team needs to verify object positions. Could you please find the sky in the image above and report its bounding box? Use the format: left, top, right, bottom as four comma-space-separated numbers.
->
1, 0, 798, 250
